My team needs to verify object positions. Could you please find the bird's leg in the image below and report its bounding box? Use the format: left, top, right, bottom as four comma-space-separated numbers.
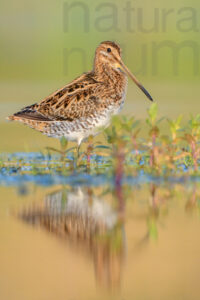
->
77, 144, 81, 161
86, 135, 94, 170
75, 140, 82, 169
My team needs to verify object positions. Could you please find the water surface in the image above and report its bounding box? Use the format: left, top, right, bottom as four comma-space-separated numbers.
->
0, 182, 200, 300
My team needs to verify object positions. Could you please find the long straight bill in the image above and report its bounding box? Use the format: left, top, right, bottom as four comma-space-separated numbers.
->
119, 60, 153, 102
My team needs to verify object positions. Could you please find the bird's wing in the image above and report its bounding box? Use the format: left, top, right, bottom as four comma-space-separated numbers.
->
9, 72, 105, 122
37, 72, 105, 121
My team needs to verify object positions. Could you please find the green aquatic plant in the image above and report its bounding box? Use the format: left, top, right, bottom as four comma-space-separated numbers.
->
168, 115, 183, 143
146, 103, 160, 170
185, 114, 200, 173
46, 137, 76, 162
1, 104, 200, 180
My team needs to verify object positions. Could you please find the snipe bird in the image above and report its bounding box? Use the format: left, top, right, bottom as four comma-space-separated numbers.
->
8, 41, 153, 147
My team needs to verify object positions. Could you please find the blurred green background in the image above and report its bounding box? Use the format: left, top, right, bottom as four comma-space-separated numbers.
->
0, 0, 199, 151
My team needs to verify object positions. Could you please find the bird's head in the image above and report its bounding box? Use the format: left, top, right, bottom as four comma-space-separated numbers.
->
95, 41, 153, 102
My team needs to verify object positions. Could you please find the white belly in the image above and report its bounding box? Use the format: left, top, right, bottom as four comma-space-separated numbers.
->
47, 93, 127, 145
62, 110, 112, 145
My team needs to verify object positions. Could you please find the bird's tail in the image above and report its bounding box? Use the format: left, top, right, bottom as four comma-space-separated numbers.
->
7, 104, 53, 134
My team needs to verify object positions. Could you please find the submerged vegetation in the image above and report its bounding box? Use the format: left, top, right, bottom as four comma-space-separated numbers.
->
0, 104, 200, 186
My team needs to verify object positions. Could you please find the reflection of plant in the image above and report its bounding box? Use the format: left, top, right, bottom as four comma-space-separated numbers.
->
94, 222, 124, 254
130, 183, 173, 246
185, 184, 200, 216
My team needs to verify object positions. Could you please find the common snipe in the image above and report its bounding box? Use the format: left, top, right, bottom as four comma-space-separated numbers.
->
8, 41, 153, 146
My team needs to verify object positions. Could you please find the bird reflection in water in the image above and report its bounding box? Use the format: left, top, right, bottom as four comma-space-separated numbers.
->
19, 187, 126, 291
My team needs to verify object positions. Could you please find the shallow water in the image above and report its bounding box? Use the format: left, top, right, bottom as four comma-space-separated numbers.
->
0, 181, 200, 300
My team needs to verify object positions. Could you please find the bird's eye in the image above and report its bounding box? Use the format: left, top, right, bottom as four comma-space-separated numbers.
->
107, 48, 111, 53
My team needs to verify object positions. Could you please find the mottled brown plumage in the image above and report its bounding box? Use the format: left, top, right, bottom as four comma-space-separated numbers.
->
8, 41, 153, 145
